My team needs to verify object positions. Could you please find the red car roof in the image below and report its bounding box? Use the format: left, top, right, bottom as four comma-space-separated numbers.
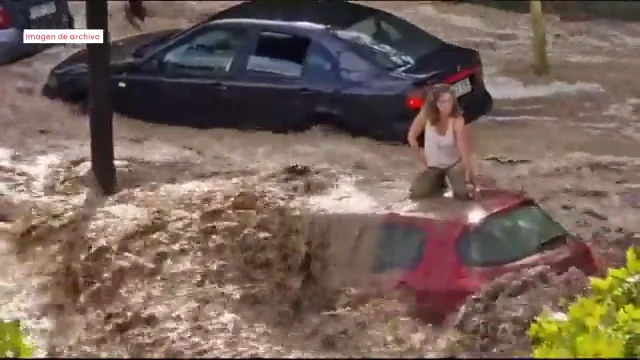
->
390, 188, 532, 224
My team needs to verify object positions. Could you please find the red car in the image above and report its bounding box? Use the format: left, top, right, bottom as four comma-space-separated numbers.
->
319, 188, 599, 320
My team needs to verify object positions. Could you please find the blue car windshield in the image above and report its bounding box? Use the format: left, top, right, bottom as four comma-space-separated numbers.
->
457, 204, 569, 267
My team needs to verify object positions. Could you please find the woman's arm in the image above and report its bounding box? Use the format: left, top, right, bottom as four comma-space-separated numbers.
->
453, 117, 475, 181
407, 107, 429, 169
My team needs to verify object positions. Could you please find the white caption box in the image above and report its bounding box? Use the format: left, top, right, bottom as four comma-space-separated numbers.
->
23, 29, 104, 44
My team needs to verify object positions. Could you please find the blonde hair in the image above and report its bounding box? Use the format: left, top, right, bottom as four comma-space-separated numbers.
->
424, 83, 462, 126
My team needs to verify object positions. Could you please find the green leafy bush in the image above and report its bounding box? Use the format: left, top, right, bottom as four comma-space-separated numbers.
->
528, 246, 639, 358
0, 320, 33, 358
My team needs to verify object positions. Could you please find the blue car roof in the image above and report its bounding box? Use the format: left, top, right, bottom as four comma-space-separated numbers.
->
209, 0, 379, 29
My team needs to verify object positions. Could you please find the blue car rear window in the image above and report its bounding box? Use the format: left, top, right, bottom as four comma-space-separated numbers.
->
373, 224, 426, 273
333, 11, 443, 70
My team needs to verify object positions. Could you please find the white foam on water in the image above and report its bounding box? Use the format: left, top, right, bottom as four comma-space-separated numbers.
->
599, 25, 640, 47
159, 179, 227, 196
604, 98, 640, 119
622, 127, 640, 143
416, 5, 492, 31
581, 122, 619, 129
563, 35, 612, 50
566, 54, 615, 64
499, 105, 544, 111
116, 140, 201, 163
485, 115, 558, 122
0, 147, 63, 194
70, 159, 131, 177
0, 138, 203, 198
485, 75, 604, 100
14, 153, 62, 180
101, 204, 150, 222
0, 148, 13, 160
305, 178, 381, 213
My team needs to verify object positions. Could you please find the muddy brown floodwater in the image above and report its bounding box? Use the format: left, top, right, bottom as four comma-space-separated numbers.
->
0, 1, 639, 357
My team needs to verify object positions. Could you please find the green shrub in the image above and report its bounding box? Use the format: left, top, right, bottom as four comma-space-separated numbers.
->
0, 320, 33, 358
528, 246, 639, 358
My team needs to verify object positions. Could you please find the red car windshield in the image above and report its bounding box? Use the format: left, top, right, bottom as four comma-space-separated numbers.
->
457, 204, 569, 267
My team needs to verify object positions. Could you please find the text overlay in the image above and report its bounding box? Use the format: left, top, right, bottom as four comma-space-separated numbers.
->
23, 29, 104, 44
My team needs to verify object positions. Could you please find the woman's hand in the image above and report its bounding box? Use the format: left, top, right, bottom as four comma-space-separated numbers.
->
464, 168, 475, 183
453, 117, 475, 180
466, 182, 476, 199
419, 153, 429, 170
407, 107, 429, 169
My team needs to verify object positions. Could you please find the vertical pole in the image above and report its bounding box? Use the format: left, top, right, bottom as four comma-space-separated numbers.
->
85, 0, 116, 194
530, 0, 550, 76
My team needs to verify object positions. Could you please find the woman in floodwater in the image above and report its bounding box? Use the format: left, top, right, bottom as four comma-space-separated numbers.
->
407, 84, 476, 200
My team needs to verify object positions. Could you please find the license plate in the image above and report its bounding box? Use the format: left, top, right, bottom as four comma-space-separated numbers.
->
29, 2, 57, 20
452, 78, 472, 97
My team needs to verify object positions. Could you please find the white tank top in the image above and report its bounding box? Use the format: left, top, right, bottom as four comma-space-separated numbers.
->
424, 118, 461, 169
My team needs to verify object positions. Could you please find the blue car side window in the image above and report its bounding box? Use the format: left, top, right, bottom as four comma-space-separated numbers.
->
246, 31, 311, 78
162, 28, 247, 73
373, 224, 426, 273
302, 42, 336, 82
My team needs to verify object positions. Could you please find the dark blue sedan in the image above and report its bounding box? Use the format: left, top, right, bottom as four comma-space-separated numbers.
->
42, 1, 493, 143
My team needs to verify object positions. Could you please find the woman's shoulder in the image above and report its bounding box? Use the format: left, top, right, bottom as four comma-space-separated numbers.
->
451, 116, 465, 128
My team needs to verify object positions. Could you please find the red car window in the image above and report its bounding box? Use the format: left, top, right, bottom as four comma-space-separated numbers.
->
457, 204, 568, 267
373, 224, 426, 273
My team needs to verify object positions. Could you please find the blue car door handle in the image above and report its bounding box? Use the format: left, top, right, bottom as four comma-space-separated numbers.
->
213, 82, 227, 90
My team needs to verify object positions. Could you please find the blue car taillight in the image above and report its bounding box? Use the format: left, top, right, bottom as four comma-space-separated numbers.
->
0, 5, 12, 29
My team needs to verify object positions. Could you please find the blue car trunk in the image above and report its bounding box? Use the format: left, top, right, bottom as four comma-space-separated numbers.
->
2, 0, 72, 30
0, 0, 73, 59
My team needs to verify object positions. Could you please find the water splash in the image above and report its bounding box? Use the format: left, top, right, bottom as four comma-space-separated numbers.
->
485, 75, 604, 100
305, 178, 381, 213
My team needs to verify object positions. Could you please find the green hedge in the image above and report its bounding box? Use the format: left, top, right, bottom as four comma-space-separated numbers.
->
528, 246, 640, 358
0, 320, 33, 358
